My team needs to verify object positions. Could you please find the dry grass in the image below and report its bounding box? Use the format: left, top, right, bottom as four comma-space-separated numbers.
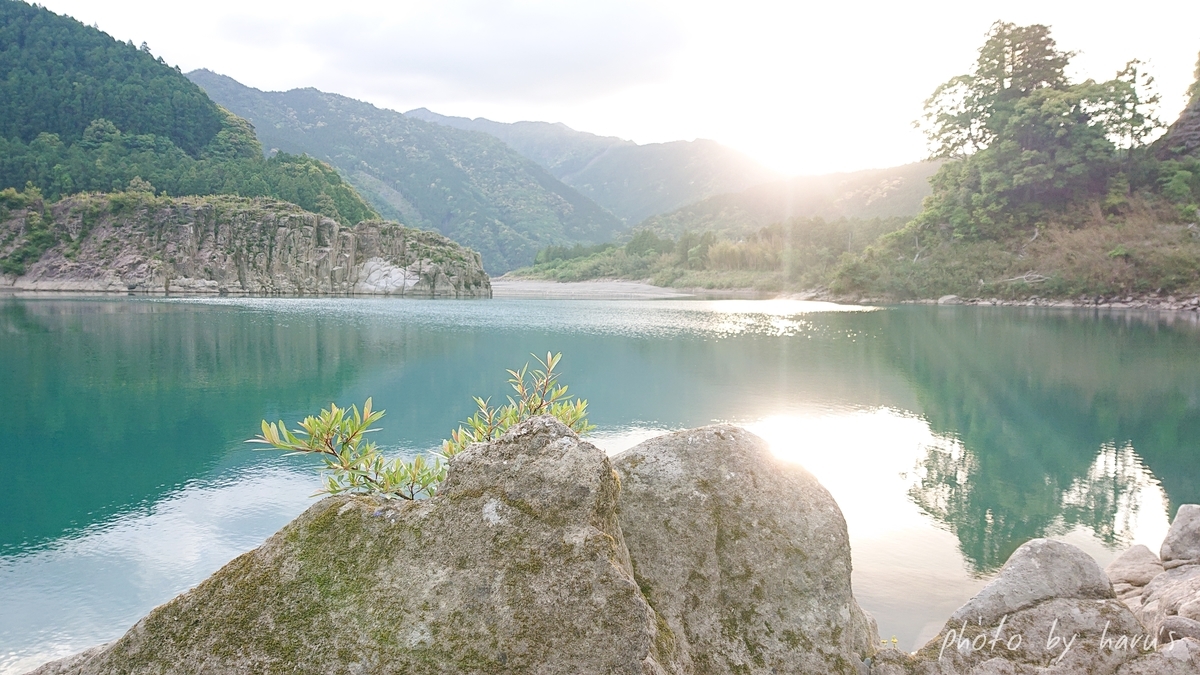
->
838, 197, 1200, 299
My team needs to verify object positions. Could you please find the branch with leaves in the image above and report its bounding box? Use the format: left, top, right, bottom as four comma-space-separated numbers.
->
249, 398, 445, 500
249, 352, 594, 500
443, 352, 594, 457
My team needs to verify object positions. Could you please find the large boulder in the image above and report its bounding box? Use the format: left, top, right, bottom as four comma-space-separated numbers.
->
30, 417, 672, 674
1115, 637, 1200, 675
1108, 544, 1166, 613
1160, 504, 1200, 566
1136, 565, 1200, 641
889, 539, 1150, 675
612, 425, 877, 675
946, 539, 1114, 625
1108, 545, 1166, 587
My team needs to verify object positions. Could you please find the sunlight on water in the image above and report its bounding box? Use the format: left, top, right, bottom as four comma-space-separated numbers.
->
589, 407, 1174, 651
691, 298, 880, 315
162, 296, 873, 340
748, 409, 995, 649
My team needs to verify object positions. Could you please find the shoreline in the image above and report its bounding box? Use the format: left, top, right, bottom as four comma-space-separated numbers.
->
497, 276, 1200, 311
6, 276, 1200, 312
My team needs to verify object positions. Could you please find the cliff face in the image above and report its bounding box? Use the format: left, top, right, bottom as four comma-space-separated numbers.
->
0, 193, 491, 297
1160, 98, 1200, 158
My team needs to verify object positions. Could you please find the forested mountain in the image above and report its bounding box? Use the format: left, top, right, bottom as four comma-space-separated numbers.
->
637, 162, 938, 239
405, 108, 780, 224
0, 0, 378, 228
189, 71, 623, 272
0, 0, 220, 156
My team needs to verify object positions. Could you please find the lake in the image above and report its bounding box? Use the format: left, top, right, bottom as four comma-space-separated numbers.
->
2, 295, 1198, 672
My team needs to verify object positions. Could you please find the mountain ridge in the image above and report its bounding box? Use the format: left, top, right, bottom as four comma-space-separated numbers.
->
637, 161, 939, 238
404, 108, 781, 224
189, 70, 623, 272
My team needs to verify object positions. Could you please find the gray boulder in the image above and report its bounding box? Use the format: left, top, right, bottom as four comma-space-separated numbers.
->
1136, 565, 1200, 641
1104, 506, 1200, 658
1108, 545, 1167, 615
1159, 616, 1200, 643
1108, 545, 1166, 587
1161, 504, 1200, 566
29, 417, 671, 675
613, 425, 877, 675
903, 539, 1148, 675
1116, 637, 1200, 675
948, 538, 1114, 625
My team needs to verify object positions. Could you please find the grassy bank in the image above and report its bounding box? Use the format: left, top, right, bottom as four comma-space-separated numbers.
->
510, 198, 1200, 301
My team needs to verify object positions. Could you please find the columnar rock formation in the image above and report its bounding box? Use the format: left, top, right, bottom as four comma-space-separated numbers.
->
1, 194, 491, 297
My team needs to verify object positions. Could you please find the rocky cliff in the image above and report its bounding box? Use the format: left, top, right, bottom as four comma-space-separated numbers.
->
0, 192, 491, 297
1160, 97, 1200, 158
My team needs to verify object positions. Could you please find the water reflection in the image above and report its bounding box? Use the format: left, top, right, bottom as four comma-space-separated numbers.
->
1, 298, 1198, 664
889, 307, 1198, 572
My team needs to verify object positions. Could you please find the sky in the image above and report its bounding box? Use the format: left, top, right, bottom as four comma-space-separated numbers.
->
37, 0, 1200, 176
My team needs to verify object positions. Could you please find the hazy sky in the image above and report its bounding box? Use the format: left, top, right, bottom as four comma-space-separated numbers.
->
38, 0, 1200, 176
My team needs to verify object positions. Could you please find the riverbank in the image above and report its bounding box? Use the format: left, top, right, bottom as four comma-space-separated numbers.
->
496, 277, 1200, 313
491, 277, 769, 300
908, 293, 1200, 311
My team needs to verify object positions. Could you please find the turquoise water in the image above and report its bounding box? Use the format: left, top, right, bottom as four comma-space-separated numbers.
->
2, 296, 1199, 671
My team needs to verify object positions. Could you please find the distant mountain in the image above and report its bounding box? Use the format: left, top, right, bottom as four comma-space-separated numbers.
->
637, 162, 940, 238
405, 109, 781, 224
190, 71, 622, 272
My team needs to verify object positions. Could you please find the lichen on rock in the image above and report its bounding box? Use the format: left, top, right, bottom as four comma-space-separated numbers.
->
612, 425, 878, 674
28, 417, 666, 674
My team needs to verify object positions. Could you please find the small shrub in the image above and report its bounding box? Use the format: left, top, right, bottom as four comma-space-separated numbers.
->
250, 398, 443, 500
443, 352, 594, 456
251, 352, 593, 499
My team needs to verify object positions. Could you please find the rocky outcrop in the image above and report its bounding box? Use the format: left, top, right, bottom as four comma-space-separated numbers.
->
613, 425, 877, 674
1159, 98, 1200, 158
29, 420, 882, 674
29, 414, 1197, 674
871, 533, 1200, 675
29, 417, 668, 674
1107, 505, 1200, 652
878, 539, 1150, 675
1, 193, 490, 297
1161, 504, 1200, 565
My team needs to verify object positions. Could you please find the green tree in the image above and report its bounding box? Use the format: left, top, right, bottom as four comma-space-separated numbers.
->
0, 0, 223, 155
920, 22, 1072, 159
914, 22, 1163, 240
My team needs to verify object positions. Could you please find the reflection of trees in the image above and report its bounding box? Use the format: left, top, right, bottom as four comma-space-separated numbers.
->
888, 307, 1200, 573
1060, 443, 1159, 547
0, 300, 387, 552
